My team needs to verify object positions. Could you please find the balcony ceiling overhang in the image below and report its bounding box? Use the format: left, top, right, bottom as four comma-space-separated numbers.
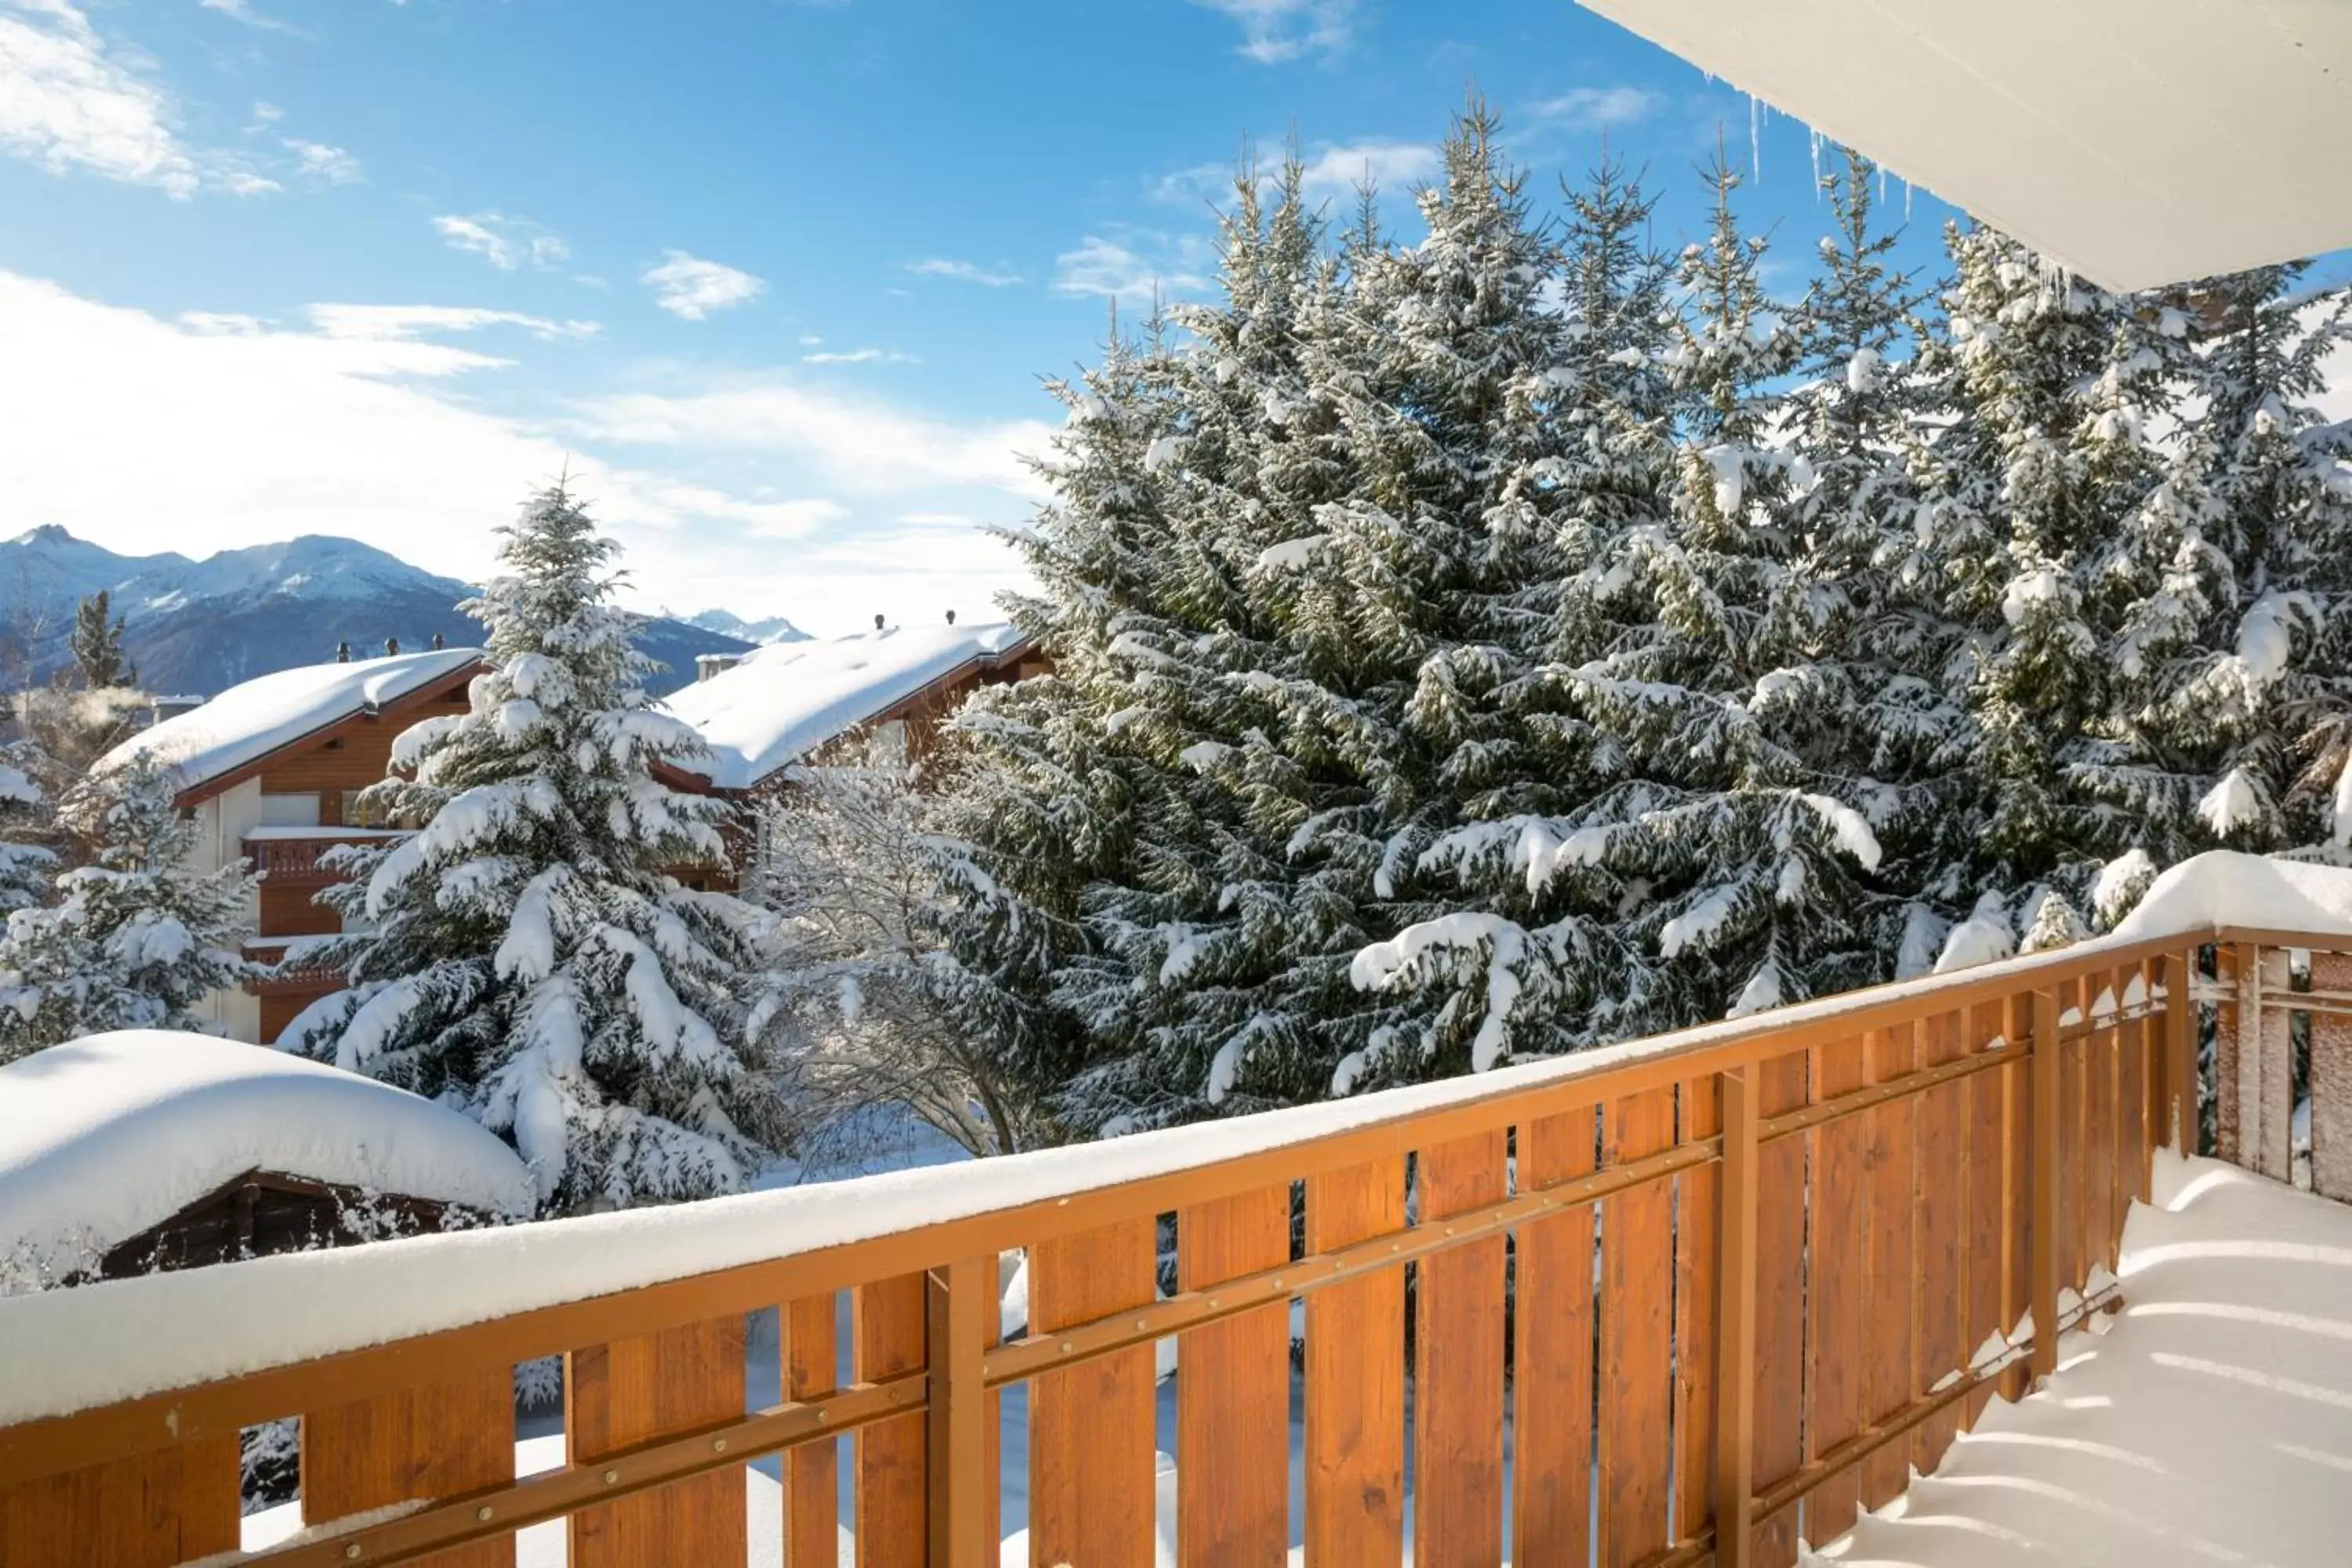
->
1576, 0, 2352, 292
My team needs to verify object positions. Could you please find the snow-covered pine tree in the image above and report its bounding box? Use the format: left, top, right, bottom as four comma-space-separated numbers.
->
2075, 267, 2352, 896
0, 757, 258, 1064
1345, 149, 1684, 1065
285, 484, 786, 1212
1923, 223, 2175, 931
1775, 151, 1972, 975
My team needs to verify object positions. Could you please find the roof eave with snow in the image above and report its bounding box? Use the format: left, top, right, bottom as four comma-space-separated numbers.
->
1576, 0, 2352, 292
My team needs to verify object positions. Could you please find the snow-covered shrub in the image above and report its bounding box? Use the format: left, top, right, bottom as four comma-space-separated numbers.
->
0, 757, 260, 1064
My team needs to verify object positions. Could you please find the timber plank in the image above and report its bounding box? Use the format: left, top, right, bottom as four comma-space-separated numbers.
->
1675, 1074, 1720, 1545
1029, 1221, 1158, 1568
1962, 1002, 2006, 1428
782, 1294, 837, 1568
855, 1274, 928, 1568
1860, 1023, 1917, 1510
1512, 1108, 1597, 1568
1751, 1051, 1808, 1568
1913, 1011, 1966, 1474
1599, 1087, 1675, 1568
1414, 1132, 1508, 1568
2083, 978, 2120, 1280
1305, 1158, 1407, 1565
1805, 1036, 1868, 1544
2314, 955, 2352, 1200
568, 1316, 747, 1568
2118, 963, 2151, 1217
1177, 1187, 1291, 1568
305, 1369, 514, 1568
0, 1439, 238, 1568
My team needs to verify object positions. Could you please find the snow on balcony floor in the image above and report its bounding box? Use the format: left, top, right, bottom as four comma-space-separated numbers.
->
1811, 1154, 2352, 1568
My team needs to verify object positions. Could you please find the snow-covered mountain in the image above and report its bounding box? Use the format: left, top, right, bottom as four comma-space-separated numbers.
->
0, 526, 750, 697
679, 608, 812, 646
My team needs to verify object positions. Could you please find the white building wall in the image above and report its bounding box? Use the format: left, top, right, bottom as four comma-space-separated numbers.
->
187, 779, 265, 1044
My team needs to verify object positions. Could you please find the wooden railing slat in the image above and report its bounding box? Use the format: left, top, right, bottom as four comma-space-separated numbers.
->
1511, 1108, 1597, 1567
782, 1294, 837, 1568
567, 1316, 748, 1568
1804, 1036, 1868, 1544
854, 1273, 928, 1567
1861, 1022, 1918, 1510
2118, 963, 2151, 1216
2027, 993, 2061, 1386
2084, 979, 2120, 1283
1674, 1072, 1722, 1544
2256, 948, 2296, 1181
0, 1440, 238, 1568
1174, 1187, 1290, 1567
1711, 1067, 1759, 1568
1751, 1051, 1809, 1568
1412, 1131, 1507, 1568
1962, 1001, 2007, 1428
2059, 976, 2089, 1308
1028, 1220, 1156, 1568
1304, 1158, 1406, 1564
1912, 1011, 1967, 1476
2314, 953, 2352, 1200
1599, 1087, 1675, 1568
303, 1370, 514, 1568
2216, 945, 2244, 1163
926, 1259, 990, 1568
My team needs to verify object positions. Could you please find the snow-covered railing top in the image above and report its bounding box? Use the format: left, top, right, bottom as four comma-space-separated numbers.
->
661, 620, 1029, 790
0, 1033, 532, 1285
0, 851, 2338, 1443
93, 647, 482, 800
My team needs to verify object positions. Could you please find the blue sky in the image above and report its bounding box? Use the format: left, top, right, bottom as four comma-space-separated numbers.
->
0, 0, 2057, 633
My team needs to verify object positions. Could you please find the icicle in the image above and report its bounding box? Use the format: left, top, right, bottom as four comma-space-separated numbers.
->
1809, 128, 1823, 197
1749, 94, 1762, 182
1904, 173, 1914, 220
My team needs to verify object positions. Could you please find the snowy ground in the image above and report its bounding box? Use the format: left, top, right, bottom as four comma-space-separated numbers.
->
1810, 1154, 2352, 1568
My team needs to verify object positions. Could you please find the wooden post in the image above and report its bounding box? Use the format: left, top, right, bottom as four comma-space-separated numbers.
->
1711, 1065, 1759, 1568
2231, 942, 2263, 1170
926, 1258, 989, 1568
2028, 990, 2060, 1385
2161, 950, 2196, 1155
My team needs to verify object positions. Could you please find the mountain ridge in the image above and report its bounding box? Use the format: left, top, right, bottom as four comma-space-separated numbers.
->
0, 527, 764, 698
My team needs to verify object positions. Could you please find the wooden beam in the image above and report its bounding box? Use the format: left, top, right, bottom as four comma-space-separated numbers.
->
2160, 950, 2196, 1154
925, 1259, 989, 1568
2028, 990, 2060, 1385
1711, 1066, 1759, 1568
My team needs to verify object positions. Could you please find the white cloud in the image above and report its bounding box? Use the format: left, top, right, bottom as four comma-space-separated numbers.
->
303, 304, 601, 343
0, 0, 212, 195
1052, 232, 1210, 306
432, 212, 570, 271
249, 100, 283, 125
1532, 85, 1664, 129
1192, 0, 1355, 64
284, 137, 361, 184
643, 250, 765, 321
199, 0, 289, 31
577, 380, 1052, 501
0, 270, 838, 579
904, 258, 1023, 288
1298, 138, 1437, 193
802, 347, 918, 365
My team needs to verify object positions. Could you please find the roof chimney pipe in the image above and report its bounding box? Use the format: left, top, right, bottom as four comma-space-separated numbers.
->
334, 641, 351, 664
430, 632, 445, 651
946, 608, 956, 625
873, 613, 885, 631
385, 637, 400, 656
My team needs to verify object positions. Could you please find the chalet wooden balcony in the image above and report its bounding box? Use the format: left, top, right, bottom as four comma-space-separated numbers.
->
241, 828, 408, 889
0, 912, 2345, 1567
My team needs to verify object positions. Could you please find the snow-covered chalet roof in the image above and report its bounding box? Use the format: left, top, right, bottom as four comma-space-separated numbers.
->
94, 647, 481, 801
663, 621, 1031, 790
0, 1033, 532, 1283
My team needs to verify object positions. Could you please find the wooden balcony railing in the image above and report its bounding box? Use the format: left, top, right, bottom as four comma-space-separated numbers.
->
242, 832, 404, 889
0, 919, 2343, 1568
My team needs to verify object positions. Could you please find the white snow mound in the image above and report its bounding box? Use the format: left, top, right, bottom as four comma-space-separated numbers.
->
2108, 850, 2352, 943
0, 1033, 532, 1281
